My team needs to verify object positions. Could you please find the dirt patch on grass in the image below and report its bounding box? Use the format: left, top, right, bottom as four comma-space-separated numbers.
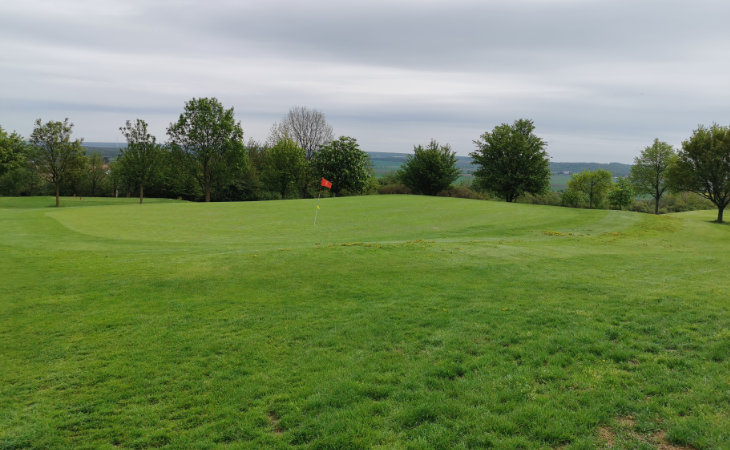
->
653, 431, 693, 450
598, 425, 615, 447
598, 416, 693, 449
268, 411, 284, 436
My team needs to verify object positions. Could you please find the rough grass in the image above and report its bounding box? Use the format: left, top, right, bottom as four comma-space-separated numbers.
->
1, 195, 728, 448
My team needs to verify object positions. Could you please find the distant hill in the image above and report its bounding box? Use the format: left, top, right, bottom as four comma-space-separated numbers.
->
368, 152, 475, 177
79, 143, 632, 182
82, 142, 125, 160
366, 151, 631, 178
548, 162, 631, 177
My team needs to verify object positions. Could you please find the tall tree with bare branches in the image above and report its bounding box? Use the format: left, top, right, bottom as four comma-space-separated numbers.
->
269, 106, 334, 160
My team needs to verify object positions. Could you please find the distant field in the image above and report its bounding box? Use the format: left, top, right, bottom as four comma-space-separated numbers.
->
550, 174, 572, 191
1, 196, 727, 448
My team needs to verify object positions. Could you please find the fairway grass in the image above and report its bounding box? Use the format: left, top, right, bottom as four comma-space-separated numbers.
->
1, 196, 728, 448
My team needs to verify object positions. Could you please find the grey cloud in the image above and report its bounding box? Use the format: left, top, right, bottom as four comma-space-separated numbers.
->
1, 0, 729, 162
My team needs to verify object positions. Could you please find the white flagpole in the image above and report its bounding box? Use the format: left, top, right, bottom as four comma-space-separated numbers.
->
313, 189, 321, 226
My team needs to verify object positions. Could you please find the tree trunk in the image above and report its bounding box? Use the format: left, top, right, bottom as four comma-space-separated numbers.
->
654, 196, 660, 215
205, 185, 211, 202
718, 205, 725, 223
139, 183, 144, 204
55, 182, 60, 207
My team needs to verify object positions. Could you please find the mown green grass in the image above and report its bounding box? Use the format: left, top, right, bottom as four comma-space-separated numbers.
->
1, 195, 728, 449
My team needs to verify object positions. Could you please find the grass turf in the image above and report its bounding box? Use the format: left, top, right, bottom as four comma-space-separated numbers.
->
1, 195, 728, 448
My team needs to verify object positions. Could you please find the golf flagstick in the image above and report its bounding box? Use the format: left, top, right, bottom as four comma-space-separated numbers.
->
314, 177, 332, 226
314, 189, 321, 226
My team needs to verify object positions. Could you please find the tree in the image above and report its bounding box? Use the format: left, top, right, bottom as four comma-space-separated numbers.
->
311, 136, 371, 196
630, 139, 676, 214
29, 118, 86, 207
609, 177, 635, 210
568, 170, 613, 209
261, 138, 307, 198
667, 124, 730, 223
269, 106, 334, 160
119, 119, 163, 203
86, 152, 107, 196
561, 188, 588, 208
397, 139, 460, 195
470, 119, 550, 202
167, 98, 245, 202
0, 126, 27, 176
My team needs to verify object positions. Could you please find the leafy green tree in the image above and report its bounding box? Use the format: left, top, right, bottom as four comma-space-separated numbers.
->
86, 152, 107, 196
630, 139, 676, 214
29, 118, 86, 207
119, 119, 163, 203
167, 97, 245, 202
561, 188, 588, 208
262, 138, 307, 198
63, 152, 90, 196
311, 136, 372, 196
470, 119, 550, 202
609, 177, 635, 210
668, 124, 730, 223
397, 139, 460, 195
0, 126, 27, 176
568, 170, 613, 209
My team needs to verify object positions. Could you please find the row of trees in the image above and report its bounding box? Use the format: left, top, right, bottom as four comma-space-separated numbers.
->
2, 106, 728, 222
391, 119, 729, 223
562, 128, 730, 223
0, 99, 374, 205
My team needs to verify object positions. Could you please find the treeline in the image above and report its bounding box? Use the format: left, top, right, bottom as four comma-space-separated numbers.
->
377, 119, 729, 223
1, 101, 728, 222
0, 99, 375, 205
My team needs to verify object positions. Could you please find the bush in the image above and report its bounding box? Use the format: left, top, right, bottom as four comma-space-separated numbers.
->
561, 189, 588, 208
630, 191, 714, 214
398, 140, 460, 195
517, 191, 562, 206
378, 172, 400, 187
437, 186, 486, 200
378, 183, 412, 195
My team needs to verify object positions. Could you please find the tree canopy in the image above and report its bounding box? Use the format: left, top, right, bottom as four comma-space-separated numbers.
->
608, 177, 634, 210
0, 126, 27, 176
567, 169, 613, 209
268, 106, 334, 160
167, 98, 245, 202
29, 118, 86, 207
261, 138, 307, 198
630, 139, 676, 214
668, 124, 730, 223
118, 119, 163, 203
470, 119, 550, 202
311, 136, 371, 196
398, 140, 460, 195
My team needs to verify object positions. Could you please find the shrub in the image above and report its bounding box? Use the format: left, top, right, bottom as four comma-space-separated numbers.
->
561, 189, 588, 208
378, 183, 412, 195
437, 186, 486, 200
517, 191, 562, 206
630, 191, 714, 214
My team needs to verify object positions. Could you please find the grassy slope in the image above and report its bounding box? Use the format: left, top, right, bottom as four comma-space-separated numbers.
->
0, 196, 727, 449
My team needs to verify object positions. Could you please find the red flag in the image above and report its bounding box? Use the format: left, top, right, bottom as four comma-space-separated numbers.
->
321, 178, 332, 189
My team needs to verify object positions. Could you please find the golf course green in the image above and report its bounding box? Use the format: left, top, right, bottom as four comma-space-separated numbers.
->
1, 195, 727, 448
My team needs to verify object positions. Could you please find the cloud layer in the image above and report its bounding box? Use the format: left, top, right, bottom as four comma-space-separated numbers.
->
2, 0, 729, 162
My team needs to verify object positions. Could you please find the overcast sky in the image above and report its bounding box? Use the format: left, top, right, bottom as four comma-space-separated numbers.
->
1, 0, 729, 162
